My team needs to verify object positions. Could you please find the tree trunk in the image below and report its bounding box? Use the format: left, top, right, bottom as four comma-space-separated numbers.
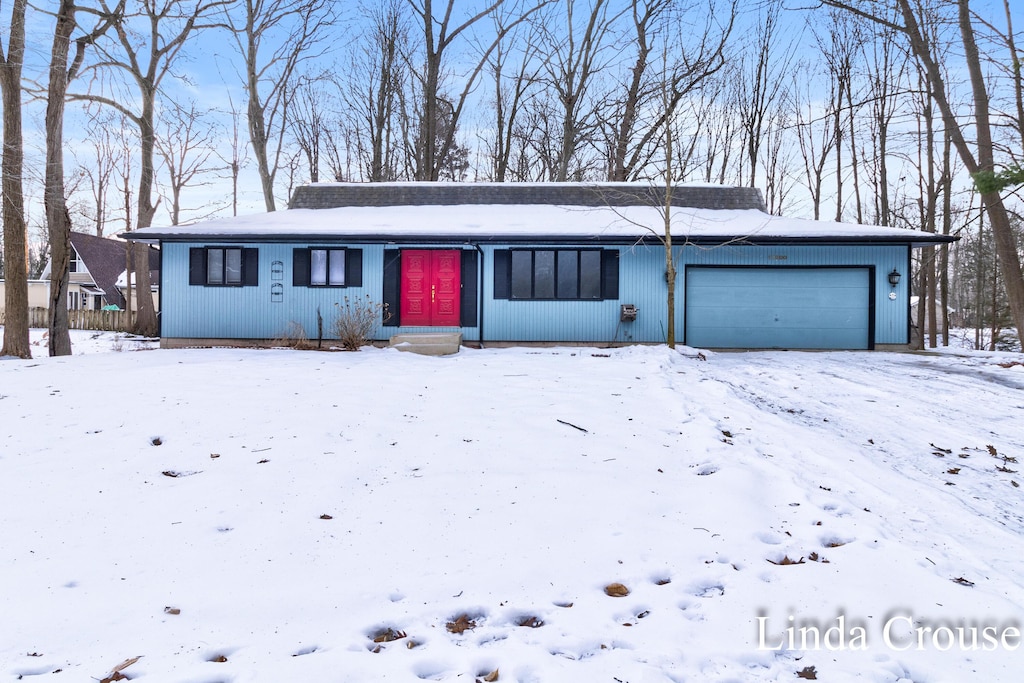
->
45, 0, 77, 357
248, 70, 276, 210
131, 84, 159, 337
0, 0, 30, 359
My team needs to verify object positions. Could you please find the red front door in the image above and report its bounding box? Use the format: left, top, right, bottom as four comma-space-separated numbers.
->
400, 250, 461, 326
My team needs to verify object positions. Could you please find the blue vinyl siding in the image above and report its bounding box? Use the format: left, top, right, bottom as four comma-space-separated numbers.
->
161, 241, 910, 347
162, 242, 480, 342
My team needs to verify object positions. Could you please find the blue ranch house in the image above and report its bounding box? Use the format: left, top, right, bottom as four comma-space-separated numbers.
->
124, 183, 955, 350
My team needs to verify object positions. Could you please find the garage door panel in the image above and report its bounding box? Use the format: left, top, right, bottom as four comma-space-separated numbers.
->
689, 307, 865, 329
685, 267, 870, 350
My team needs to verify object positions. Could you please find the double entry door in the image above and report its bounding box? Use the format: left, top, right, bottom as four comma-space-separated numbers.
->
400, 250, 461, 327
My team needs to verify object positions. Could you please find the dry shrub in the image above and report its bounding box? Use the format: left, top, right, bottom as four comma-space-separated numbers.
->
333, 296, 389, 351
272, 321, 314, 350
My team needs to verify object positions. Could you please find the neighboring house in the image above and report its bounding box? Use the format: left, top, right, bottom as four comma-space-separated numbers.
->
40, 232, 160, 311
124, 182, 955, 350
0, 280, 51, 310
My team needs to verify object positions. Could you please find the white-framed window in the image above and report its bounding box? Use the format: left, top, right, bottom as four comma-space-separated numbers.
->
69, 247, 82, 273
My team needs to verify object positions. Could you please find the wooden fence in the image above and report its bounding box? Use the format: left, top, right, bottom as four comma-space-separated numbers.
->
2, 307, 139, 332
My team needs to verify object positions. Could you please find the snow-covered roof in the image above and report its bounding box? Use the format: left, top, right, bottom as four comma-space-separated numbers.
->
125, 203, 955, 247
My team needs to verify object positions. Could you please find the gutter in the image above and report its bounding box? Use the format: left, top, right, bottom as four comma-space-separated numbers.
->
121, 232, 960, 247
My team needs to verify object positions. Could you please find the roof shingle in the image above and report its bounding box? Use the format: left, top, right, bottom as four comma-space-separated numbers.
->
288, 182, 767, 212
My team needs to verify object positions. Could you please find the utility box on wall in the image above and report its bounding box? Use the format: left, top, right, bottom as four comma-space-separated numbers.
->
620, 304, 638, 322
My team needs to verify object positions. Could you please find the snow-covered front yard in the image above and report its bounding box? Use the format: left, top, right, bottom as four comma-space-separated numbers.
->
2, 331, 1023, 682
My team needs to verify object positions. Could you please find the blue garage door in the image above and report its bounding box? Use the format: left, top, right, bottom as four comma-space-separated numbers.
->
685, 267, 871, 350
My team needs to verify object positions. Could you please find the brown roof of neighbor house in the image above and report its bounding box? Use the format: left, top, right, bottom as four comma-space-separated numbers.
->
288, 182, 769, 212
70, 232, 159, 309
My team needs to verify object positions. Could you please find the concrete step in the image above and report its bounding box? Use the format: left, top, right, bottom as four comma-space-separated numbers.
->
389, 332, 462, 356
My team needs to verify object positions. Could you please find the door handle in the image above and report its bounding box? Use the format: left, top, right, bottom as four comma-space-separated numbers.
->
431, 284, 436, 303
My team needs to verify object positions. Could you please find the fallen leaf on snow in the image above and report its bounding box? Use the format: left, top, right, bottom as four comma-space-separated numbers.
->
372, 628, 406, 643
99, 656, 142, 683
604, 583, 630, 597
161, 470, 200, 478
446, 614, 477, 634
796, 665, 818, 679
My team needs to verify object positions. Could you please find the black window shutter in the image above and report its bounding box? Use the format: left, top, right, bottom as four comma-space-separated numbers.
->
293, 248, 309, 286
601, 249, 619, 300
382, 250, 401, 327
346, 248, 363, 287
243, 248, 259, 286
189, 248, 206, 285
493, 249, 511, 299
460, 249, 478, 327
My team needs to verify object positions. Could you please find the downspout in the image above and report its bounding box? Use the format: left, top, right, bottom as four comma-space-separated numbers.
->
157, 240, 163, 338
473, 243, 485, 348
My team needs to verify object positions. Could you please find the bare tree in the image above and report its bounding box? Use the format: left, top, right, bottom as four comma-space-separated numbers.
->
0, 0, 29, 358
406, 0, 550, 181
792, 63, 837, 220
735, 0, 796, 191
823, 0, 1024, 348
603, 0, 735, 182
812, 9, 860, 222
223, 0, 336, 210
215, 94, 249, 216
533, 0, 625, 181
155, 101, 222, 225
75, 108, 129, 236
342, 0, 408, 182
289, 80, 329, 183
45, 0, 120, 356
484, 9, 541, 181
860, 20, 909, 226
44, 0, 81, 357
688, 73, 740, 184
72, 0, 231, 337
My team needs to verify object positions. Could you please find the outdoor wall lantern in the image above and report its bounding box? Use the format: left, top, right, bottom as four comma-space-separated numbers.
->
888, 268, 901, 288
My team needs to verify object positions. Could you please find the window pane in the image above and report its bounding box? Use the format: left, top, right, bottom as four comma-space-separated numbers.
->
329, 249, 346, 286
310, 249, 327, 286
557, 251, 578, 299
225, 248, 242, 285
534, 250, 555, 298
510, 251, 533, 299
579, 251, 602, 299
207, 248, 224, 284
